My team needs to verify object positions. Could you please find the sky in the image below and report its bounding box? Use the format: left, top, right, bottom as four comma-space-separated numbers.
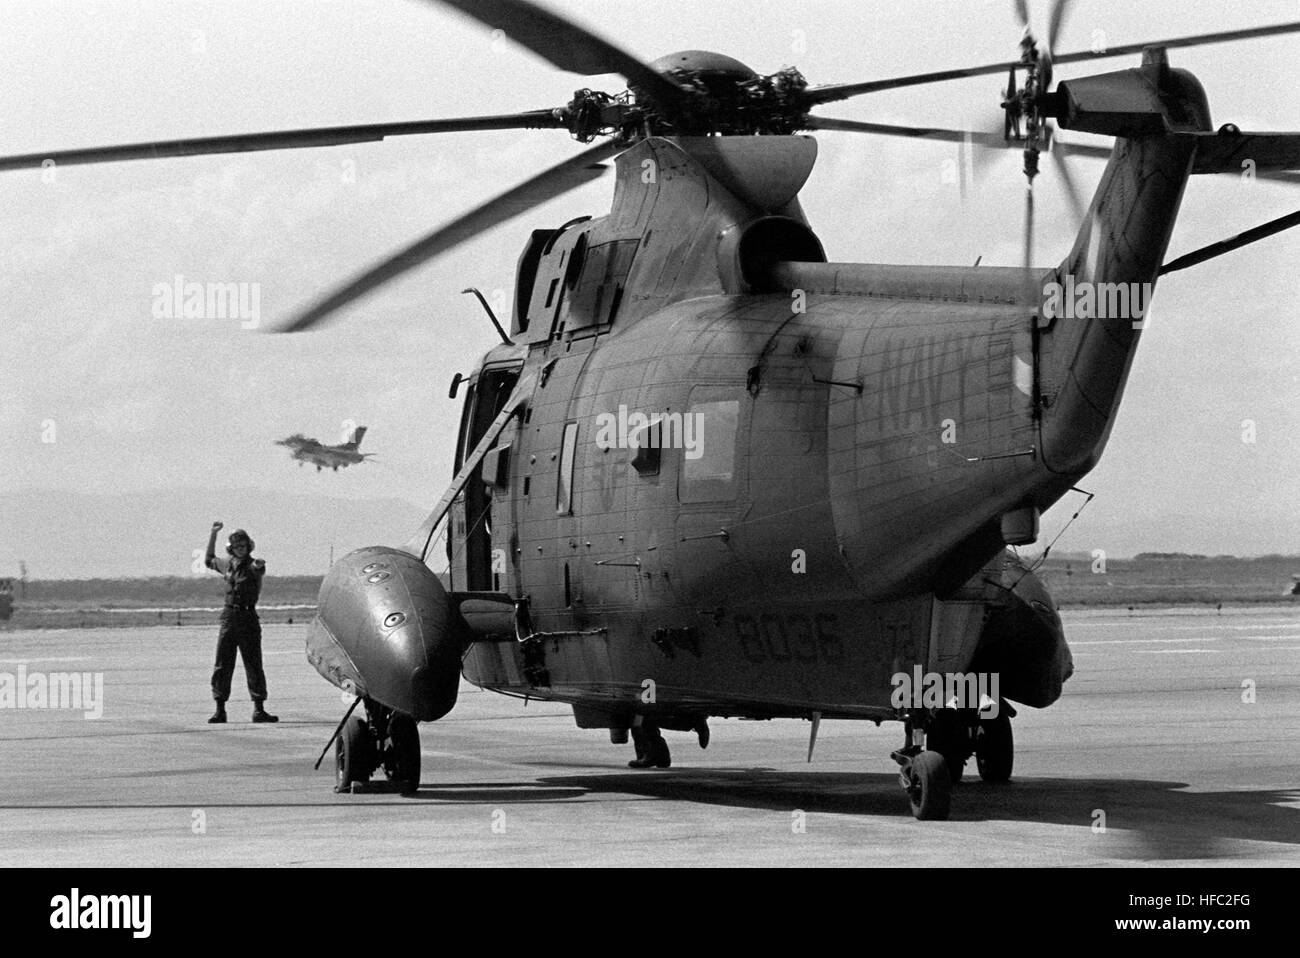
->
2, 0, 1299, 577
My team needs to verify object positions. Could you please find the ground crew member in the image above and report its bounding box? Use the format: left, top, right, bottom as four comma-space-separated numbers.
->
204, 521, 278, 724
627, 717, 709, 769
628, 717, 670, 769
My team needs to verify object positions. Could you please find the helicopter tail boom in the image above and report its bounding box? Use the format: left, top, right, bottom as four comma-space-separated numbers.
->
1035, 53, 1211, 477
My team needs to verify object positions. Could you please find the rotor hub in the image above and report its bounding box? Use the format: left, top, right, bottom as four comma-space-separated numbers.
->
1002, 28, 1058, 182
559, 50, 811, 141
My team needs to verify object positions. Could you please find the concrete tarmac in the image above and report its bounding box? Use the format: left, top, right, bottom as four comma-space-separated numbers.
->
1, 606, 1298, 866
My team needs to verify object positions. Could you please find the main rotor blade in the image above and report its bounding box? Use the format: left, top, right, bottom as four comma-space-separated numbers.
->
275, 139, 620, 333
427, 0, 689, 114
0, 111, 565, 172
804, 116, 1008, 148
805, 21, 1300, 105
1160, 209, 1300, 275
805, 115, 1112, 161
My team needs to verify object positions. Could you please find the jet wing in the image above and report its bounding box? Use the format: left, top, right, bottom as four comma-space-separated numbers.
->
403, 372, 535, 562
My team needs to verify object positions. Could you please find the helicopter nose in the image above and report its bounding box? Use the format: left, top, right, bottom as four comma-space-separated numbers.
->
306, 546, 464, 721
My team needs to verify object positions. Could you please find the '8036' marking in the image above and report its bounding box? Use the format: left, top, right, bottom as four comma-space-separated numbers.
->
733, 612, 844, 664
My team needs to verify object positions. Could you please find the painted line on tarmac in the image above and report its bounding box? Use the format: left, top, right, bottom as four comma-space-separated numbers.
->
1132, 649, 1219, 654
1071, 637, 1217, 645
1069, 621, 1300, 632
1071, 632, 1300, 645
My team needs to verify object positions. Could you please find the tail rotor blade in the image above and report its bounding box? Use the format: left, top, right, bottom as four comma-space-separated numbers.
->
1052, 145, 1088, 224
1023, 180, 1037, 310
1047, 0, 1073, 54
959, 132, 970, 201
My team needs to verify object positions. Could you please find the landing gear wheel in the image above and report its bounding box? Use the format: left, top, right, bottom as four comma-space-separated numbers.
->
907, 750, 951, 820
384, 712, 421, 793
926, 708, 968, 784
335, 716, 373, 791
976, 709, 1014, 783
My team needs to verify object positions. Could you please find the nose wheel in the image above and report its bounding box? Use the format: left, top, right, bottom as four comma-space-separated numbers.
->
383, 711, 421, 793
335, 715, 373, 792
331, 699, 421, 794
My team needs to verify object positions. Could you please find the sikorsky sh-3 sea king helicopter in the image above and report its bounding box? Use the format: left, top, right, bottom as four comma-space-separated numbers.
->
11, 0, 1300, 819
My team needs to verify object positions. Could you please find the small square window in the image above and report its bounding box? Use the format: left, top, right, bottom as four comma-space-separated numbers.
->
631, 419, 661, 475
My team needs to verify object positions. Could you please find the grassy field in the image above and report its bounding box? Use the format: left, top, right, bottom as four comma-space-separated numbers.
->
2, 556, 1297, 629
1035, 554, 1300, 607
0, 576, 321, 629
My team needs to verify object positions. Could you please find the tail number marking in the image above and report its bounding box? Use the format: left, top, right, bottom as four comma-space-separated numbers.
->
734, 613, 844, 664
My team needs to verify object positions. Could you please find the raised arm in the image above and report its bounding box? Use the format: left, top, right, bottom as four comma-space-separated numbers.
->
205, 520, 229, 574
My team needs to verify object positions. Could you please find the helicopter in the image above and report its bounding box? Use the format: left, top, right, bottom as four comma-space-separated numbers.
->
7, 0, 1300, 819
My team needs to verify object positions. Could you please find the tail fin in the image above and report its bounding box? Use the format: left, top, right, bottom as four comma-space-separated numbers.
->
1035, 49, 1208, 476
343, 426, 367, 450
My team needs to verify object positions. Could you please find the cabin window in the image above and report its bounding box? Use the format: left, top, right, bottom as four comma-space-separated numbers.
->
679, 399, 739, 502
557, 421, 579, 515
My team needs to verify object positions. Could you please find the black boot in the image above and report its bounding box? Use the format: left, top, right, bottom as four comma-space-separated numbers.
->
694, 719, 710, 750
208, 702, 227, 724
628, 725, 671, 769
628, 725, 648, 767
251, 701, 279, 723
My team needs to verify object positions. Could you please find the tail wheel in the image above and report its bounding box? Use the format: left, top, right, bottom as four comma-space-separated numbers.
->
385, 712, 421, 793
976, 709, 1014, 783
335, 716, 373, 791
907, 751, 952, 821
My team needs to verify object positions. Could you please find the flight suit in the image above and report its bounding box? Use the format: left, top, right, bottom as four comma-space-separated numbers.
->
206, 553, 269, 703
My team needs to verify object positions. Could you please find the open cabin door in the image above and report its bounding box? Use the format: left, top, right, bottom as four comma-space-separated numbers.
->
424, 364, 525, 591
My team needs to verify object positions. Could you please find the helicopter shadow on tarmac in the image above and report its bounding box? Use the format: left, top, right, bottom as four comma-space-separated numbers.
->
479, 769, 1300, 860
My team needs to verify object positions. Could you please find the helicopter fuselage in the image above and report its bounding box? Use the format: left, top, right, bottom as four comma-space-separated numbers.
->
443, 133, 1104, 724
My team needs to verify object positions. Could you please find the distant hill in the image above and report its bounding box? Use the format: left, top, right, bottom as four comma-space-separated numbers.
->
0, 487, 426, 579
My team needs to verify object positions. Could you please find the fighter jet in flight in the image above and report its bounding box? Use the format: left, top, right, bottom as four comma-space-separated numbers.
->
275, 427, 374, 472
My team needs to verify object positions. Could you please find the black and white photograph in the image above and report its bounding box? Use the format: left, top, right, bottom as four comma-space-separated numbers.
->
2, 0, 1297, 907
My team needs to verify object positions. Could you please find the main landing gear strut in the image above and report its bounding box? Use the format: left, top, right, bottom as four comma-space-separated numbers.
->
891, 701, 1016, 820
334, 698, 421, 795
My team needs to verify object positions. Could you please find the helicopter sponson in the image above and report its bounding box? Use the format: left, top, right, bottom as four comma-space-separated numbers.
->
306, 547, 466, 722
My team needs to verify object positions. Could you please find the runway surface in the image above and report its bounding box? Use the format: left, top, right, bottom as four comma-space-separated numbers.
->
2, 606, 1298, 867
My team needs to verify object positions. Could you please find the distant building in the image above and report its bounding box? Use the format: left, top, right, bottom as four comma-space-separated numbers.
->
0, 578, 13, 620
